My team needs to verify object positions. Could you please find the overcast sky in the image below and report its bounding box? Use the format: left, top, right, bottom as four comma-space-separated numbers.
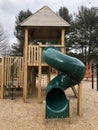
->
0, 0, 97, 44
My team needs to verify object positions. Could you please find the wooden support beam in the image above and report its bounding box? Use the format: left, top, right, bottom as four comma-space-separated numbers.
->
1, 56, 4, 99
23, 28, 28, 103
61, 29, 65, 53
77, 83, 82, 116
68, 100, 72, 124
71, 86, 78, 98
38, 45, 42, 103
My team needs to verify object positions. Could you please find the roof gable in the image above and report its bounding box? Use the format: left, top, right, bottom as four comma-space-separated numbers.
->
20, 6, 70, 27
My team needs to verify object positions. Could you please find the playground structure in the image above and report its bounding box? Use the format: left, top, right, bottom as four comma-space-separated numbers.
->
1, 6, 68, 102
0, 6, 85, 120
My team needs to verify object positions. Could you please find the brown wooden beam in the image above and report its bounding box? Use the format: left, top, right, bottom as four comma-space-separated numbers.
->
77, 83, 83, 116
38, 44, 42, 103
1, 56, 4, 99
61, 29, 65, 53
23, 28, 28, 103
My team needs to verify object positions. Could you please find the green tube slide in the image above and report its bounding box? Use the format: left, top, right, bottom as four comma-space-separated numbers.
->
43, 47, 86, 119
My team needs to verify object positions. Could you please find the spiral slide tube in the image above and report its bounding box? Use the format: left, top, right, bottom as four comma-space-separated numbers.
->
43, 47, 85, 119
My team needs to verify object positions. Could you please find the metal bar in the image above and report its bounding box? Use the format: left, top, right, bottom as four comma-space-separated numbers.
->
92, 64, 94, 89
96, 64, 98, 91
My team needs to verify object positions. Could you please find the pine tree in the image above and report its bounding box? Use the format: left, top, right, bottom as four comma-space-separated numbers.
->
12, 9, 32, 56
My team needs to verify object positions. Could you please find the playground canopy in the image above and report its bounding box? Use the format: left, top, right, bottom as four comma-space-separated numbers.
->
20, 6, 70, 40
20, 6, 70, 27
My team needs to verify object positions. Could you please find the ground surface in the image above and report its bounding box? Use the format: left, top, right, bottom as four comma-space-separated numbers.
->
0, 80, 98, 130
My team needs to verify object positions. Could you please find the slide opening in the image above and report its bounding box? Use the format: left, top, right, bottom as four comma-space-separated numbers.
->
46, 88, 67, 112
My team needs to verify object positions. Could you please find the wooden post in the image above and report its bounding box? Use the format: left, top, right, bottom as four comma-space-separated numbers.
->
38, 45, 42, 103
1, 56, 4, 99
23, 28, 28, 103
77, 83, 82, 116
68, 100, 72, 123
61, 29, 65, 53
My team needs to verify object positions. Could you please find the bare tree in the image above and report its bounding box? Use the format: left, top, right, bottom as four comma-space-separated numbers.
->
0, 24, 10, 55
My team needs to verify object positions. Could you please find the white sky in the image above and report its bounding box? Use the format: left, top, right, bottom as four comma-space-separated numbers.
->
0, 0, 97, 44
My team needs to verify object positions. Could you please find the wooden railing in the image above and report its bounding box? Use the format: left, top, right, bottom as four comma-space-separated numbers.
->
27, 44, 65, 66
28, 45, 39, 66
2, 56, 24, 87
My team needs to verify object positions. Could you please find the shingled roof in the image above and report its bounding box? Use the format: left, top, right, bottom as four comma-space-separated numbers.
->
20, 6, 70, 27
